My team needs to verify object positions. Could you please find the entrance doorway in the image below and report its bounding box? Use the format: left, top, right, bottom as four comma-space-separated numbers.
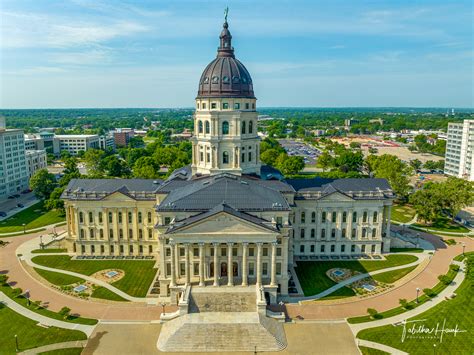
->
232, 262, 238, 277
210, 262, 214, 277
220, 262, 228, 277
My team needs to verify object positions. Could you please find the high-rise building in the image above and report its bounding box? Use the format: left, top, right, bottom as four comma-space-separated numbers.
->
445, 119, 474, 181
25, 150, 47, 178
0, 120, 29, 199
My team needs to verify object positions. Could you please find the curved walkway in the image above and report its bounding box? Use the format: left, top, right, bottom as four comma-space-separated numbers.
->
0, 292, 95, 336
1, 230, 175, 321
277, 233, 473, 320
351, 260, 466, 354
18, 237, 146, 303
290, 253, 427, 302
19, 340, 87, 355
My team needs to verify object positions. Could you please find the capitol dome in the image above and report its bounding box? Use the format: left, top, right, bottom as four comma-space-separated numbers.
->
197, 21, 255, 99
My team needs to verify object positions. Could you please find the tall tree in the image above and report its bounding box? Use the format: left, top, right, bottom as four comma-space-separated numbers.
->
30, 169, 57, 199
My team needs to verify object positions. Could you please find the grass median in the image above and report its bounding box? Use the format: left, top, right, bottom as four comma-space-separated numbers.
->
32, 255, 157, 298
296, 254, 418, 296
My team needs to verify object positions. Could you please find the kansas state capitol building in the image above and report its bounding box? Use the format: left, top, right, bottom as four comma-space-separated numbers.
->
62, 19, 395, 303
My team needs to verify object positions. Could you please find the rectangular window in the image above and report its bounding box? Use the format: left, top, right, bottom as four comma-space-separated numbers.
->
211, 102, 217, 109
332, 212, 337, 223
164, 217, 171, 225
245, 103, 250, 109
194, 263, 199, 275
166, 248, 171, 257
321, 229, 326, 239
331, 229, 336, 238
222, 102, 228, 109
320, 245, 325, 253
300, 229, 305, 239
221, 248, 226, 257
249, 247, 254, 257
210, 247, 214, 257
108, 212, 113, 223
263, 247, 268, 256
276, 217, 283, 226
148, 212, 152, 224
234, 103, 240, 110
180, 263, 185, 276
277, 247, 282, 256
262, 262, 268, 275
331, 244, 335, 252
342, 229, 347, 238
361, 245, 366, 253
321, 212, 327, 223
248, 262, 255, 276
166, 263, 171, 277
276, 262, 281, 275
310, 245, 315, 253
128, 212, 132, 224
371, 244, 376, 253
193, 248, 199, 257
232, 248, 238, 257
129, 245, 133, 253
129, 229, 133, 239
300, 245, 304, 253
351, 245, 355, 253
110, 245, 114, 254
179, 248, 185, 257
98, 212, 103, 223
352, 212, 357, 223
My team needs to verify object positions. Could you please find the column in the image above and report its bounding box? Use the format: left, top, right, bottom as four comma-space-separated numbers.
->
185, 243, 190, 285
227, 242, 233, 286
256, 242, 263, 287
170, 241, 176, 287
241, 242, 248, 286
199, 243, 205, 287
270, 242, 277, 286
386, 206, 392, 238
158, 237, 166, 279
213, 243, 219, 286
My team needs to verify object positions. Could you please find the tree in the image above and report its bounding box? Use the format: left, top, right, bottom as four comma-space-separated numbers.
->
368, 147, 378, 154
133, 157, 159, 179
366, 154, 412, 200
84, 149, 106, 177
317, 151, 333, 172
334, 150, 363, 173
103, 155, 129, 177
409, 159, 422, 171
440, 177, 473, 219
278, 156, 305, 176
59, 157, 81, 187
349, 141, 361, 149
409, 186, 443, 223
260, 149, 281, 166
44, 187, 65, 213
424, 160, 444, 171
30, 169, 57, 199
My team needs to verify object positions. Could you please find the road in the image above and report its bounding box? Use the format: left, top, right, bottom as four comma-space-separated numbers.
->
0, 192, 38, 220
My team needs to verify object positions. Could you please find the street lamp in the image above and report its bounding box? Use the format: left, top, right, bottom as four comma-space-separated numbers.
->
15, 335, 18, 352
416, 233, 420, 247
462, 242, 466, 256
161, 302, 166, 316
22, 223, 26, 234
416, 287, 421, 303
39, 235, 44, 249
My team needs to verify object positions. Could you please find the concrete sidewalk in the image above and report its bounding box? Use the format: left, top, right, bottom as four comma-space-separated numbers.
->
0, 292, 96, 336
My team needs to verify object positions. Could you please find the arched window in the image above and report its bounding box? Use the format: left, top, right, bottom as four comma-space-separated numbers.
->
301, 212, 305, 223
311, 211, 316, 223
342, 212, 347, 223
198, 120, 203, 133
205, 121, 210, 134
223, 151, 229, 164
138, 212, 142, 223
99, 229, 104, 239
222, 121, 229, 135
373, 211, 378, 222
249, 121, 253, 133
363, 211, 368, 223
79, 212, 84, 223
311, 229, 315, 238
80, 229, 85, 239
372, 229, 376, 239
241, 121, 246, 134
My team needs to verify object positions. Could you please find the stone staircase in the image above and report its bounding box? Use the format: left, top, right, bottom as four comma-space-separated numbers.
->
189, 286, 256, 313
157, 312, 287, 352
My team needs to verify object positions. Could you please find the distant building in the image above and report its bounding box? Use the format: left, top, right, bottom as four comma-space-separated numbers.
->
53, 135, 100, 156
0, 118, 29, 199
171, 128, 193, 141
24, 135, 45, 151
369, 118, 384, 126
99, 135, 115, 151
25, 150, 47, 178
113, 130, 133, 147
445, 119, 474, 181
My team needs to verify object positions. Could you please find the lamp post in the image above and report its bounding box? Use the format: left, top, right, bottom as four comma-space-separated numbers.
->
39, 235, 44, 250
416, 233, 420, 247
22, 223, 26, 234
161, 302, 166, 316
416, 287, 421, 303
15, 334, 18, 352
462, 242, 466, 256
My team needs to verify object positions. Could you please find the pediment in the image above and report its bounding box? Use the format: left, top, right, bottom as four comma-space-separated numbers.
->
319, 191, 353, 202
170, 212, 277, 237
102, 191, 136, 202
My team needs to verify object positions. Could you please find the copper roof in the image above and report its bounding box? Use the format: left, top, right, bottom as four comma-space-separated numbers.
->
197, 20, 255, 99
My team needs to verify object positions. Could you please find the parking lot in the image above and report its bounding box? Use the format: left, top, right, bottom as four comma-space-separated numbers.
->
0, 192, 38, 220
279, 139, 321, 165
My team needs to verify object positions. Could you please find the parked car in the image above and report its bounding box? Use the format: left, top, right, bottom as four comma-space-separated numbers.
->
0, 212, 7, 217
17, 203, 24, 208
21, 189, 32, 194
13, 194, 21, 198
7, 195, 15, 199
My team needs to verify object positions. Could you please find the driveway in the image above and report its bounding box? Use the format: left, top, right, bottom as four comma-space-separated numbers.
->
0, 192, 38, 220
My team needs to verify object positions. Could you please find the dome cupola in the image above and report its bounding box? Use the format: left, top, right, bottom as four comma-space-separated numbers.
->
197, 17, 255, 99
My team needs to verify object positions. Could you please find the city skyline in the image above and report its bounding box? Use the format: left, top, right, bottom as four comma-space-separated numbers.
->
1, 0, 473, 108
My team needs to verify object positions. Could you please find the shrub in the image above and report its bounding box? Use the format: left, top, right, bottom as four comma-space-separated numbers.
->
59, 306, 71, 320
0, 274, 9, 285
438, 275, 452, 285
444, 239, 456, 246
33, 300, 43, 310
449, 264, 460, 272
11, 288, 23, 298
423, 288, 436, 298
367, 308, 382, 319
399, 298, 409, 309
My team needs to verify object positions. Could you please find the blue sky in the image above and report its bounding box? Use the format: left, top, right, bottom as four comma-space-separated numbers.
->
1, 0, 472, 108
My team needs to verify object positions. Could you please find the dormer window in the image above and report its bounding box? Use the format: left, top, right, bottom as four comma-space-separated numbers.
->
223, 76, 230, 83
212, 76, 219, 84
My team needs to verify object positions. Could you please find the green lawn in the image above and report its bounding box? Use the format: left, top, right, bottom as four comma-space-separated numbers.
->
413, 217, 469, 233
0, 201, 65, 234
359, 346, 389, 355
34, 268, 84, 286
91, 287, 129, 302
372, 265, 417, 284
318, 285, 356, 300
0, 305, 86, 354
32, 255, 157, 297
391, 204, 416, 223
39, 348, 84, 355
0, 281, 97, 325
357, 254, 473, 354
296, 254, 418, 296
32, 248, 68, 254
390, 248, 424, 253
